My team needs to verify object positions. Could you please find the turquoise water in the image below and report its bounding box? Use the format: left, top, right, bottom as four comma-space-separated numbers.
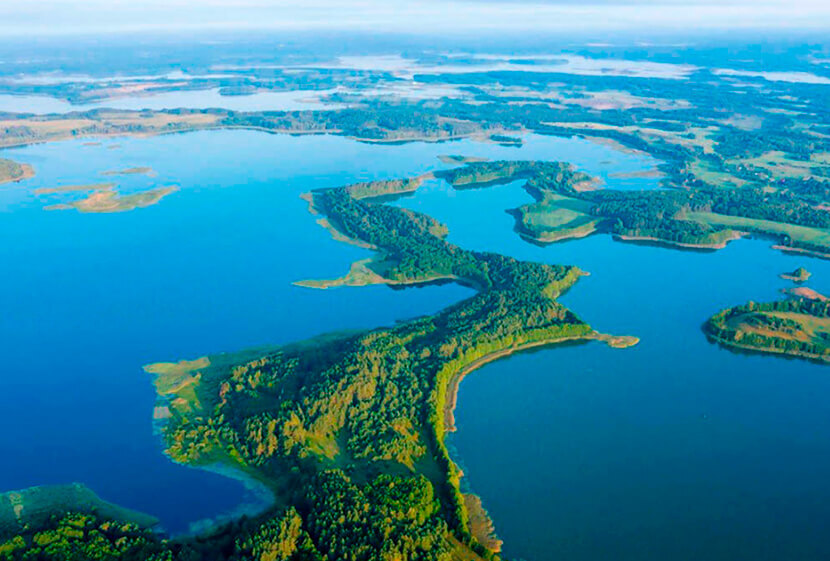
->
0, 130, 656, 534
396, 180, 830, 561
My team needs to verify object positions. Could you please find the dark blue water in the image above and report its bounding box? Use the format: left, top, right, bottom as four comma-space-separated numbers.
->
0, 131, 656, 533
396, 180, 830, 561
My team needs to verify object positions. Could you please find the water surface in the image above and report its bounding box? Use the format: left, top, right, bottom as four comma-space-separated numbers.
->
395, 179, 830, 561
0, 130, 654, 533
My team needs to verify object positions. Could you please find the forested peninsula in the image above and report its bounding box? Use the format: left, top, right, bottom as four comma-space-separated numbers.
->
128, 165, 637, 561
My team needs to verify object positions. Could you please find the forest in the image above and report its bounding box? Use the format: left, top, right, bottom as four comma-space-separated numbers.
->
430, 160, 830, 252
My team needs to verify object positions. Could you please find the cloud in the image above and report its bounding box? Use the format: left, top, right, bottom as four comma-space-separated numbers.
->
1, 0, 829, 36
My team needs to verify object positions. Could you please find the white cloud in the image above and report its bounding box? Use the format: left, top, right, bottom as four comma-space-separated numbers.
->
0, 0, 828, 36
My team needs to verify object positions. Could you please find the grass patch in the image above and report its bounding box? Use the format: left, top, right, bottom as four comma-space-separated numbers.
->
517, 193, 602, 242
687, 210, 830, 249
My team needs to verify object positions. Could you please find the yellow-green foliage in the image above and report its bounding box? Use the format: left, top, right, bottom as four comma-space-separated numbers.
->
153, 166, 593, 561
688, 211, 830, 249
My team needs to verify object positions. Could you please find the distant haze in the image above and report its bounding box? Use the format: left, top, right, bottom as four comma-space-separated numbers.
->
1, 0, 830, 36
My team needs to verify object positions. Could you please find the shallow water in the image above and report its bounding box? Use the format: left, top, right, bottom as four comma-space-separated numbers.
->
0, 130, 655, 533
395, 180, 830, 561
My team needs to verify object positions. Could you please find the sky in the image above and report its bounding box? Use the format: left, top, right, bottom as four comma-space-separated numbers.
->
1, 0, 829, 36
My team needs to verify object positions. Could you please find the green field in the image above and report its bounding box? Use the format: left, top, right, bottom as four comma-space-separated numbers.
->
729, 150, 830, 180
687, 211, 830, 249
517, 194, 602, 242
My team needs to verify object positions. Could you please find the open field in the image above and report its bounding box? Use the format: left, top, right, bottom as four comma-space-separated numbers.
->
516, 193, 602, 242
687, 210, 830, 249
730, 150, 830, 179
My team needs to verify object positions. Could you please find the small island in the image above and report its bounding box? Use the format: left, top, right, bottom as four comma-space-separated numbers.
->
37, 182, 178, 213
101, 166, 155, 177
437, 155, 489, 165
781, 267, 811, 283
0, 158, 34, 185
705, 292, 830, 362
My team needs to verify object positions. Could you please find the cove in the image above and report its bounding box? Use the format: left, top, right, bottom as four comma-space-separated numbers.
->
394, 178, 830, 560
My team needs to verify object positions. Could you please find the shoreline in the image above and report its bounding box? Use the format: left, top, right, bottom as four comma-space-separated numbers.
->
179, 460, 278, 537
615, 230, 744, 250
443, 331, 638, 432
772, 244, 830, 261
705, 332, 830, 364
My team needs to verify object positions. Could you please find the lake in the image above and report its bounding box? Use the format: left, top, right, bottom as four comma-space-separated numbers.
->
5, 126, 824, 559
394, 178, 830, 560
0, 130, 654, 534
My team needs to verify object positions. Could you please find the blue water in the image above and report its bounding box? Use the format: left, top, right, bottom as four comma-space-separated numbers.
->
0, 130, 656, 534
0, 88, 343, 114
396, 180, 830, 560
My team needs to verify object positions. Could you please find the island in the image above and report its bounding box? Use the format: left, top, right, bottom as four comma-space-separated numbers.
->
705, 290, 830, 362
36, 183, 178, 213
781, 267, 811, 283
0, 158, 34, 184
101, 166, 155, 177
2, 68, 830, 258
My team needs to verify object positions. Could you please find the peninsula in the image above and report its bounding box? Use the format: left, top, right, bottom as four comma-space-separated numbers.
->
142, 165, 637, 561
705, 289, 830, 362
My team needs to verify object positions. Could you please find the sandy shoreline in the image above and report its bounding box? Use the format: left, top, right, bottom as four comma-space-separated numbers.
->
772, 244, 830, 261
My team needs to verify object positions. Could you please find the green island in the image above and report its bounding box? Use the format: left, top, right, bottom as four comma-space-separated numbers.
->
109, 167, 637, 561
781, 267, 811, 283
437, 155, 490, 165
705, 290, 830, 362
0, 158, 34, 185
